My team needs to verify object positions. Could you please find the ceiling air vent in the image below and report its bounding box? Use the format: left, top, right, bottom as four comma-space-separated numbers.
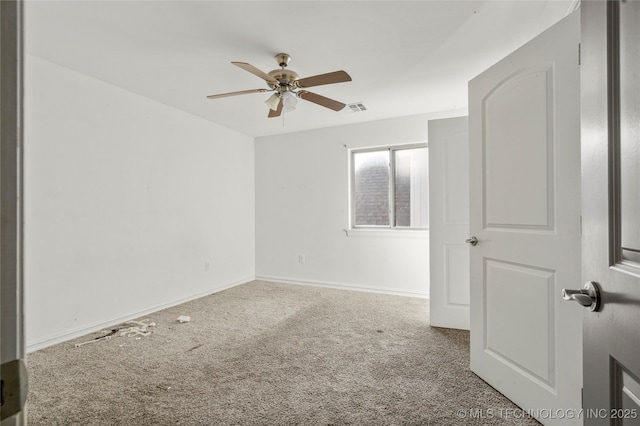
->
346, 102, 367, 112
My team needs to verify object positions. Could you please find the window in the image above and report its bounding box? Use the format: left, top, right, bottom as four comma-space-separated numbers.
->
350, 145, 428, 229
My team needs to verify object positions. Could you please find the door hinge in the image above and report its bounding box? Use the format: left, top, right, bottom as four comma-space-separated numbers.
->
578, 43, 582, 65
1, 359, 28, 421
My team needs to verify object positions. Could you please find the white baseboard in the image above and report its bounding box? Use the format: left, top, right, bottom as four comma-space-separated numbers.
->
26, 276, 254, 353
255, 275, 429, 299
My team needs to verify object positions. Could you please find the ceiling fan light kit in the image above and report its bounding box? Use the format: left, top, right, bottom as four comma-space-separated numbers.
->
207, 53, 352, 118
282, 91, 297, 112
265, 93, 281, 111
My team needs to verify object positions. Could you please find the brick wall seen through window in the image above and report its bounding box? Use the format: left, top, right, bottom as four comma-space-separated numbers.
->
351, 146, 428, 229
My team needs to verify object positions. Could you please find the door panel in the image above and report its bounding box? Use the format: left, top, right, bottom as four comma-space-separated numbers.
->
485, 260, 555, 386
582, 1, 640, 424
429, 117, 470, 330
469, 11, 581, 424
444, 137, 469, 225
619, 0, 640, 264
484, 68, 553, 230
445, 245, 470, 306
614, 362, 640, 423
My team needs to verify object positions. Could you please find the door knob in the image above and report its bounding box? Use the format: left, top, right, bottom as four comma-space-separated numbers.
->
465, 236, 478, 246
562, 281, 601, 312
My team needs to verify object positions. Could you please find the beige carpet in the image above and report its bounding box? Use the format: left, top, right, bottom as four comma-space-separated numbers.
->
26, 280, 539, 425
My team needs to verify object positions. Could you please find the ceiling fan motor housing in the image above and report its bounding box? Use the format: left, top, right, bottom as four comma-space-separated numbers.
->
267, 69, 299, 89
267, 53, 298, 90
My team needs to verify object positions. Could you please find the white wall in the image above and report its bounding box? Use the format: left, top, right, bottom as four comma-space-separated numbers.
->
24, 56, 255, 351
255, 115, 447, 297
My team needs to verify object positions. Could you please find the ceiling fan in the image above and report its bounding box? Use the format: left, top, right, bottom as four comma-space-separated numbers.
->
206, 53, 352, 118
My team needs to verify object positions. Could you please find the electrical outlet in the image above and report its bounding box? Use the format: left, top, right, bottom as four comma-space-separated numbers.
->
298, 254, 306, 264
204, 261, 211, 271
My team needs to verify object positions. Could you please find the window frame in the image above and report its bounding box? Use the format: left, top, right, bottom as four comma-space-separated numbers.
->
349, 143, 429, 231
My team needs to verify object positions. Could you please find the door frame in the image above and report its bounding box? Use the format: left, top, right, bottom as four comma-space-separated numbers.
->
1, 0, 26, 424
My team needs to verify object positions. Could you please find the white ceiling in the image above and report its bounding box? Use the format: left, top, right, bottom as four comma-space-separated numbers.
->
24, 1, 577, 138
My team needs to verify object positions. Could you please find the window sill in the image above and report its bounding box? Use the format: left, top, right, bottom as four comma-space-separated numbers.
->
345, 228, 429, 239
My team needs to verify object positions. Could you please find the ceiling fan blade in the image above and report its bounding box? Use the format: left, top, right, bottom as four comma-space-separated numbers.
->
268, 99, 283, 118
232, 61, 279, 84
297, 90, 346, 111
296, 70, 352, 88
206, 88, 268, 99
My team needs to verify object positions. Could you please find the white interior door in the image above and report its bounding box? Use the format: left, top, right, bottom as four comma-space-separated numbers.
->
469, 11, 582, 424
428, 117, 470, 330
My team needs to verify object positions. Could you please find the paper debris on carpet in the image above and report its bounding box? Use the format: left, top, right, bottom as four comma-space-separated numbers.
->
174, 315, 191, 323
119, 319, 156, 337
74, 319, 156, 348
